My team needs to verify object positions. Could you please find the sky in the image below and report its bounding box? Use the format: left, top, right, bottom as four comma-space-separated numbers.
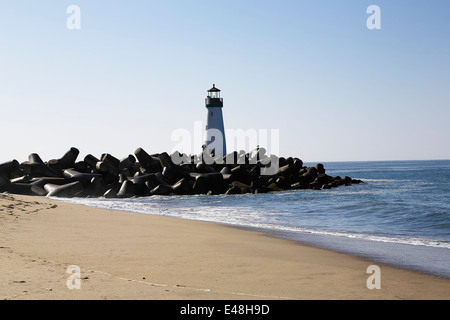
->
0, 0, 449, 163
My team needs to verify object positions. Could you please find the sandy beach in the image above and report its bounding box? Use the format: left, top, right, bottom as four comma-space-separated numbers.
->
0, 193, 449, 300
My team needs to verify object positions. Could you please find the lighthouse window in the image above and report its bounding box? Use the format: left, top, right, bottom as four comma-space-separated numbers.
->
211, 111, 213, 117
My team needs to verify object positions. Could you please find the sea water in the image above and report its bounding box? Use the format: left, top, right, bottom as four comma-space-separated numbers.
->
62, 160, 450, 278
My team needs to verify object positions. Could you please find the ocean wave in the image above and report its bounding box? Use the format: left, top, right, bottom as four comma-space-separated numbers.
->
204, 220, 450, 250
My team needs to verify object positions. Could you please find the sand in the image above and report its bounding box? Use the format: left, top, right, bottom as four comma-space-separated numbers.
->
0, 193, 449, 300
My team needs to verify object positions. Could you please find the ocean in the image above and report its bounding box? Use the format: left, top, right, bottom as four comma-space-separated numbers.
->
62, 160, 450, 278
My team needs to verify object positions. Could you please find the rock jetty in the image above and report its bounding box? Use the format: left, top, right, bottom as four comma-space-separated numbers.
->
0, 147, 363, 198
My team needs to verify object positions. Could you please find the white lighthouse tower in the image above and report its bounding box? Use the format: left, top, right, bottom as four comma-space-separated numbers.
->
204, 84, 227, 157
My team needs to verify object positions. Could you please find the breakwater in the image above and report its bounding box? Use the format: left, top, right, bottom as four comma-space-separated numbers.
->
0, 147, 362, 198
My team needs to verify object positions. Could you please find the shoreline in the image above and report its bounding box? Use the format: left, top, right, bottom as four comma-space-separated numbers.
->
198, 222, 450, 280
1, 194, 449, 300
264, 227, 450, 279
62, 195, 450, 279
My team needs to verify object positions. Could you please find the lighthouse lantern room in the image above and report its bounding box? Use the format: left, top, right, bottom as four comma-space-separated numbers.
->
204, 84, 227, 157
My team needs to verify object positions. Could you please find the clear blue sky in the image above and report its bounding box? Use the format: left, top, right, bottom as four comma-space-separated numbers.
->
1, 0, 449, 163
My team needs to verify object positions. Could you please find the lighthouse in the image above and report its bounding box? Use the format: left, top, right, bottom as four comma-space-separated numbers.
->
204, 84, 227, 157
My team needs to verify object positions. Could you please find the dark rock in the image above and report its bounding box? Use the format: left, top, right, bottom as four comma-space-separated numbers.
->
43, 183, 60, 195
172, 178, 193, 195
100, 153, 120, 172
316, 163, 325, 174
109, 181, 122, 194
277, 164, 293, 177
46, 159, 62, 173
253, 187, 269, 194
10, 176, 31, 184
313, 173, 332, 186
150, 184, 172, 196
74, 161, 88, 173
119, 155, 136, 171
287, 173, 300, 184
5, 183, 35, 196
291, 175, 309, 189
95, 161, 109, 173
250, 179, 262, 193
220, 166, 231, 175
205, 172, 225, 193
28, 153, 45, 165
225, 185, 241, 195
292, 158, 303, 170
162, 166, 179, 184
231, 181, 251, 193
45, 181, 83, 198
192, 175, 208, 194
158, 152, 175, 169
30, 185, 48, 196
129, 163, 141, 177
0, 160, 23, 179
154, 172, 169, 186
103, 188, 118, 199
192, 172, 224, 194
130, 174, 155, 196
131, 173, 155, 184
117, 180, 135, 198
221, 173, 234, 185
120, 169, 132, 179
0, 173, 11, 189
61, 147, 80, 168
49, 147, 79, 170
145, 180, 157, 193
266, 182, 283, 192
290, 182, 302, 189
230, 165, 251, 183
210, 162, 226, 174
95, 161, 119, 184
195, 162, 215, 173
285, 157, 294, 166
83, 177, 105, 198
3, 180, 47, 196
134, 148, 161, 172
21, 162, 61, 178
2, 181, 46, 196
30, 177, 67, 188
84, 154, 100, 170
63, 169, 102, 187
276, 176, 291, 190
302, 167, 318, 183
118, 172, 128, 184
343, 176, 352, 185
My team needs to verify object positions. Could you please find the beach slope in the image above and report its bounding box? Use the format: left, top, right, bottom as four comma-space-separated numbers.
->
1, 194, 449, 300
